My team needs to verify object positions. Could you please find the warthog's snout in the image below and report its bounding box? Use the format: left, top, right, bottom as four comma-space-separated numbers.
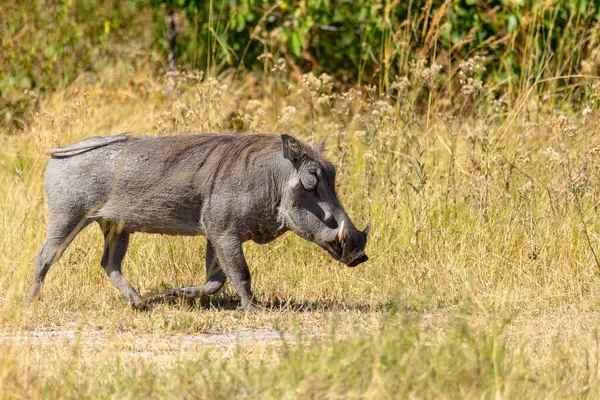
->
347, 253, 369, 267
324, 220, 370, 268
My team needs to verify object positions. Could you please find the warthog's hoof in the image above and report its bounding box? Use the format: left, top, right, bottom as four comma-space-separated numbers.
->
132, 299, 148, 311
242, 302, 262, 312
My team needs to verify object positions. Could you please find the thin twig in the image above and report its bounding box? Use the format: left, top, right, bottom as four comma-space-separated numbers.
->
167, 6, 177, 71
574, 192, 600, 275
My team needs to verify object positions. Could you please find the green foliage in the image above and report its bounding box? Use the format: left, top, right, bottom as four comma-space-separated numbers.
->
2, 0, 600, 130
151, 0, 600, 89
0, 0, 157, 131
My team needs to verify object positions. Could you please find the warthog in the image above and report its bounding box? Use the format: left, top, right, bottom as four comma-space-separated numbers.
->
29, 133, 370, 310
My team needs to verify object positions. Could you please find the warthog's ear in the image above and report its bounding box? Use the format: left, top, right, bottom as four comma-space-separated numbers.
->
313, 138, 326, 154
281, 134, 303, 167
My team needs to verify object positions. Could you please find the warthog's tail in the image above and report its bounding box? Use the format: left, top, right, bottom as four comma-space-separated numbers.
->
46, 135, 130, 157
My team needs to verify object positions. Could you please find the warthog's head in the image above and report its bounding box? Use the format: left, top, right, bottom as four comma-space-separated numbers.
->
279, 134, 369, 267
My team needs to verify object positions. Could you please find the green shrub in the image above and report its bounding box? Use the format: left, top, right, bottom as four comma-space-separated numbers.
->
153, 0, 600, 92
2, 0, 599, 130
0, 0, 156, 131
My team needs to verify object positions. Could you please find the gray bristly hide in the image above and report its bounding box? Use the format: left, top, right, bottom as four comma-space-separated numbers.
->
29, 133, 370, 310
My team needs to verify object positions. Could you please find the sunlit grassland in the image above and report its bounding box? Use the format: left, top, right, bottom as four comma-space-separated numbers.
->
1, 65, 600, 397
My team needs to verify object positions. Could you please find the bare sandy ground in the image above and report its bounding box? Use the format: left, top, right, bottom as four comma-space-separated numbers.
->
0, 329, 319, 358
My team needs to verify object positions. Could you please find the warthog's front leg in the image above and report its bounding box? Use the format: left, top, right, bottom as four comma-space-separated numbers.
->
101, 223, 145, 309
170, 239, 226, 300
211, 237, 259, 310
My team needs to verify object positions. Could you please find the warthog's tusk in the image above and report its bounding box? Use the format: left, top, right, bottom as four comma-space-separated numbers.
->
338, 220, 346, 242
363, 222, 371, 235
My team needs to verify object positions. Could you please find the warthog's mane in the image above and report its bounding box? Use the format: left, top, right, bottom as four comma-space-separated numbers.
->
157, 133, 332, 176
158, 133, 281, 167
147, 133, 334, 199
143, 133, 334, 200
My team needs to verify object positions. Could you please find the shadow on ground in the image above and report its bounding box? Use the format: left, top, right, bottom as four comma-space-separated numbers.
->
144, 290, 393, 313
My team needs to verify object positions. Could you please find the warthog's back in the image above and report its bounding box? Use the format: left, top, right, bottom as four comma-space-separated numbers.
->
44, 134, 283, 235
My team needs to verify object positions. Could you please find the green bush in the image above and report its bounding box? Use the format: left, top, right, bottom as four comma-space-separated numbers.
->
0, 0, 157, 131
153, 0, 600, 91
2, 0, 599, 130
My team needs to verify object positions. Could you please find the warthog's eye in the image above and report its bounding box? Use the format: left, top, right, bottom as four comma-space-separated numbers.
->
302, 167, 319, 192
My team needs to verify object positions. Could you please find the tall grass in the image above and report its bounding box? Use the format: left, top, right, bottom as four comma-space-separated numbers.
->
0, 61, 599, 396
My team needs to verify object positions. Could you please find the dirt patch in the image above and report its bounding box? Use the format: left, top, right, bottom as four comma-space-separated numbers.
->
0, 329, 321, 358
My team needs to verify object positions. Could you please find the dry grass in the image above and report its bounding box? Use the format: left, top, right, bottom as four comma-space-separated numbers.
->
2, 65, 600, 397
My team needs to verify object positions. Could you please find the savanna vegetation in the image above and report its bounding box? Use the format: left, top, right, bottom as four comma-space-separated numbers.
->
2, 0, 600, 398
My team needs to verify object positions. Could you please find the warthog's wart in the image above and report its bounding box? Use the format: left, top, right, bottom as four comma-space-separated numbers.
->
29, 133, 370, 310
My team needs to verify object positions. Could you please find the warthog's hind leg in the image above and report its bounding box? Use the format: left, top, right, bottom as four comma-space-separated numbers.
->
100, 221, 145, 309
170, 239, 226, 300
29, 214, 91, 303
